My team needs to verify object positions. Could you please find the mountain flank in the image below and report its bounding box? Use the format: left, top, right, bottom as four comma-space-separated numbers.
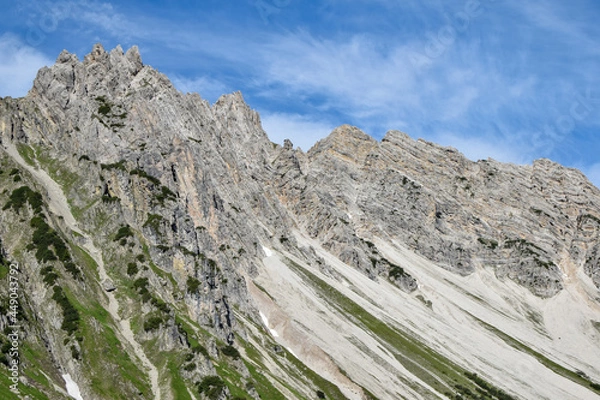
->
0, 43, 599, 400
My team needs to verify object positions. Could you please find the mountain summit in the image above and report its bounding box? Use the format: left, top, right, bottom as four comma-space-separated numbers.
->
0, 44, 599, 400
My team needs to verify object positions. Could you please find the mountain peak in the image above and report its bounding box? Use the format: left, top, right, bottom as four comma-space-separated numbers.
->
2, 44, 600, 400
83, 42, 108, 64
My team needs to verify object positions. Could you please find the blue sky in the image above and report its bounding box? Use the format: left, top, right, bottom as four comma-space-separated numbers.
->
1, 0, 599, 187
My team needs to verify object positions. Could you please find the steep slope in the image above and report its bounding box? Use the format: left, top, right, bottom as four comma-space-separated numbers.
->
0, 44, 599, 400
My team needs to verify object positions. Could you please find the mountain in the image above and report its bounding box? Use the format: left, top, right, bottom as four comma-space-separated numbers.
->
0, 43, 599, 400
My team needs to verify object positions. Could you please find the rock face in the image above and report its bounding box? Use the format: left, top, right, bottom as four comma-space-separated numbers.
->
0, 44, 599, 400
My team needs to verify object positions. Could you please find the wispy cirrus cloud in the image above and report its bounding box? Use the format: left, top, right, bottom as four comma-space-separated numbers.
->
170, 75, 231, 103
260, 112, 336, 152
0, 34, 53, 97
1, 0, 599, 188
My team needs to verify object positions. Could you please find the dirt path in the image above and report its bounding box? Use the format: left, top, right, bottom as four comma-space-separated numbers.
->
4, 143, 161, 400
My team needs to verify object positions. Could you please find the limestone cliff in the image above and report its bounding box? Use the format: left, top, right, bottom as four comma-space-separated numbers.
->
0, 44, 599, 400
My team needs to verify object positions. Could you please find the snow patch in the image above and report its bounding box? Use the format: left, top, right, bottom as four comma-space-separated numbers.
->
262, 246, 273, 258
286, 347, 298, 358
62, 374, 84, 400
259, 311, 279, 337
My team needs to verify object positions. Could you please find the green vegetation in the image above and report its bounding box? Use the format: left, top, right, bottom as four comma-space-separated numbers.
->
281, 344, 350, 400
186, 276, 201, 294
3, 186, 43, 214
133, 277, 151, 302
156, 185, 177, 204
51, 286, 80, 335
460, 372, 516, 400
16, 143, 36, 166
477, 237, 499, 250
101, 194, 120, 203
220, 345, 241, 359
100, 160, 127, 172
473, 316, 600, 394
197, 376, 226, 400
40, 265, 59, 286
166, 359, 194, 400
143, 213, 165, 232
130, 168, 161, 186
388, 261, 408, 280
114, 225, 134, 244
284, 257, 510, 399
126, 262, 139, 276
5, 186, 81, 280
31, 148, 81, 196
96, 96, 112, 116
94, 96, 127, 130
78, 301, 151, 397
143, 314, 165, 332
28, 216, 81, 279
129, 168, 176, 205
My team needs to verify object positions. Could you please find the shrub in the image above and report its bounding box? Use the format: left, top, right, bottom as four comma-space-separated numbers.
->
183, 363, 196, 371
143, 214, 165, 232
29, 216, 79, 279
126, 262, 139, 276
101, 195, 119, 203
155, 185, 177, 205
150, 297, 170, 314
143, 315, 164, 332
52, 286, 79, 335
186, 277, 201, 294
42, 269, 59, 286
389, 263, 407, 280
100, 160, 127, 171
477, 237, 498, 250
133, 277, 149, 292
3, 186, 44, 214
130, 169, 161, 186
191, 344, 209, 358
220, 345, 241, 359
114, 225, 133, 242
197, 376, 225, 400
71, 345, 80, 360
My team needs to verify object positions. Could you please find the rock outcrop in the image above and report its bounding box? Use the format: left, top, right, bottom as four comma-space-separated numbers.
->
0, 44, 599, 400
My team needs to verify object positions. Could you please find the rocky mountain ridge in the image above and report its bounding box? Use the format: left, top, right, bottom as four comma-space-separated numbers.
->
0, 44, 599, 400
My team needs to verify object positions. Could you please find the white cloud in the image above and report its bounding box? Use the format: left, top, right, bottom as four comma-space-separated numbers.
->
171, 75, 230, 103
0, 34, 53, 98
431, 131, 530, 166
260, 112, 336, 152
258, 33, 422, 119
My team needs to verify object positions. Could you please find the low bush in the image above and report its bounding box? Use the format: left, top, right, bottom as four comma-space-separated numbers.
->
114, 225, 133, 242
3, 186, 44, 214
220, 345, 241, 359
143, 315, 164, 332
52, 286, 79, 335
126, 262, 138, 276
186, 277, 201, 294
197, 376, 225, 400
